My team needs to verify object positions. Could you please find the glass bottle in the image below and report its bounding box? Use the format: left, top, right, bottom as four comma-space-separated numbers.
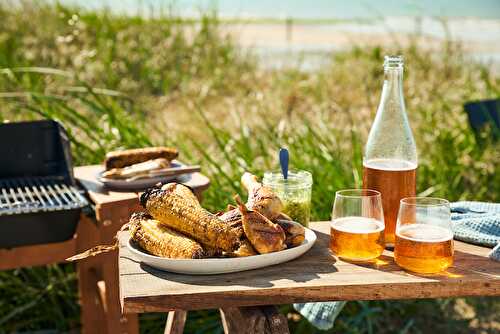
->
362, 55, 418, 247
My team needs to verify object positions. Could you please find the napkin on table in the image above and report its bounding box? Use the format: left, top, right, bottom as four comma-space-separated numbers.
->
450, 201, 500, 261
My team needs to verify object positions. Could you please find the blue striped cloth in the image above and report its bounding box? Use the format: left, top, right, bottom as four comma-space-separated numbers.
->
294, 201, 500, 330
451, 201, 500, 247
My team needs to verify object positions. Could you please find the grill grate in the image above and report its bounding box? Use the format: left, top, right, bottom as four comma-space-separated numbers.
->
0, 177, 88, 216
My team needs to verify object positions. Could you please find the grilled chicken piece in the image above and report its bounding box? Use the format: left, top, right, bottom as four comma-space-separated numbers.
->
140, 183, 242, 252
227, 239, 258, 257
105, 147, 178, 170
275, 219, 306, 248
235, 195, 285, 254
129, 212, 206, 259
275, 212, 292, 221
102, 158, 170, 179
241, 172, 282, 221
219, 207, 243, 230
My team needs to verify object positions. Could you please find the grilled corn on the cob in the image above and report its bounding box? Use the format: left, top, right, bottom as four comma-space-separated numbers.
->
129, 212, 206, 259
140, 183, 242, 251
105, 147, 178, 170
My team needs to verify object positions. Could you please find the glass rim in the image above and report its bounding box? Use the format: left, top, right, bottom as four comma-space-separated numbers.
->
400, 197, 450, 207
335, 189, 381, 198
263, 170, 313, 188
384, 55, 404, 68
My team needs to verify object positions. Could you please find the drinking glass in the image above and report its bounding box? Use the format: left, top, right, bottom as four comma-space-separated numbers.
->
394, 197, 453, 274
330, 189, 385, 261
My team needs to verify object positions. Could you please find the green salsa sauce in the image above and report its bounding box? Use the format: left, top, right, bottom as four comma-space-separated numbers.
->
282, 199, 311, 227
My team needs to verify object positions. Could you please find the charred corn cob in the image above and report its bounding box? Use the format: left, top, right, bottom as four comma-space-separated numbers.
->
140, 183, 242, 251
129, 212, 206, 259
105, 147, 178, 170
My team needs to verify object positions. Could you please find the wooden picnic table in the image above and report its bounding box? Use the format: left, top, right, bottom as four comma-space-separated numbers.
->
118, 221, 500, 333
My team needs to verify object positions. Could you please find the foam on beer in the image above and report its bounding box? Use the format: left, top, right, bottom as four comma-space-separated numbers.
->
331, 217, 384, 234
396, 224, 453, 243
363, 158, 417, 171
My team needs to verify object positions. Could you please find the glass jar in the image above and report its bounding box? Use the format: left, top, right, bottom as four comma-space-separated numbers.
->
263, 170, 313, 227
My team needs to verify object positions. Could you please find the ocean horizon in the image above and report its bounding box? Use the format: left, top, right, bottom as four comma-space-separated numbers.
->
58, 0, 500, 20
54, 0, 500, 70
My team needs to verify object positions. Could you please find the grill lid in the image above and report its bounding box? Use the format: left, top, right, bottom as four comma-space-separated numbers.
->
0, 177, 88, 216
0, 120, 74, 183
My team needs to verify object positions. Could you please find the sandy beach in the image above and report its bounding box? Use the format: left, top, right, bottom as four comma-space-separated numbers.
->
220, 17, 500, 70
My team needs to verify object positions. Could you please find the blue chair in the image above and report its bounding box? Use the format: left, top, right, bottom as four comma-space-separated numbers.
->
464, 98, 500, 140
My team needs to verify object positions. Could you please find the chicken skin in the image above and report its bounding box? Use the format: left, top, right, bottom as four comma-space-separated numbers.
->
235, 195, 285, 254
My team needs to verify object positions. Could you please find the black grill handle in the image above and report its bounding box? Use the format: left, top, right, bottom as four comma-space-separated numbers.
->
56, 121, 76, 185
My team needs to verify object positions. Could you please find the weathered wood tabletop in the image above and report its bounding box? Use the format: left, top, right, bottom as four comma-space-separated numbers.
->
118, 221, 500, 314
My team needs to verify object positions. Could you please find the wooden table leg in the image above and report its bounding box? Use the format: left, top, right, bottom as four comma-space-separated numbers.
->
220, 306, 289, 334
102, 251, 139, 334
164, 310, 187, 334
78, 261, 106, 334
77, 215, 106, 334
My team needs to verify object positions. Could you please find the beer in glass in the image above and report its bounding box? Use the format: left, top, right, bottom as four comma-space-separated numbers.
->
330, 189, 385, 261
363, 56, 417, 246
394, 197, 454, 274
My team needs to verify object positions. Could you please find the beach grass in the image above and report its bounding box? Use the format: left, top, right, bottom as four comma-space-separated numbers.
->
0, 1, 499, 333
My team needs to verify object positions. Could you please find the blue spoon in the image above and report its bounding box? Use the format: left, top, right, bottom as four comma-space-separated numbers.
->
279, 148, 289, 180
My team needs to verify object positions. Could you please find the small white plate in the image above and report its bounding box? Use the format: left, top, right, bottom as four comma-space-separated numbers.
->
98, 162, 189, 190
127, 228, 317, 275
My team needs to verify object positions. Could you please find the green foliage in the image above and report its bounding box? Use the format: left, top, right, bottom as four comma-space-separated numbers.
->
0, 1, 499, 333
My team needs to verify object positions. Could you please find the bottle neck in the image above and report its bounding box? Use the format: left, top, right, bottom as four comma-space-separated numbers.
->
364, 62, 417, 164
383, 66, 404, 101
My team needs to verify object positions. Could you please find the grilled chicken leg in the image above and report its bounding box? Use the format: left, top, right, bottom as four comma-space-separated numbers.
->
241, 172, 282, 221
235, 195, 285, 254
275, 219, 305, 248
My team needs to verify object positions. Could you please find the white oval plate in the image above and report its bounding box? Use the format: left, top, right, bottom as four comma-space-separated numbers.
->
98, 162, 189, 190
127, 228, 317, 275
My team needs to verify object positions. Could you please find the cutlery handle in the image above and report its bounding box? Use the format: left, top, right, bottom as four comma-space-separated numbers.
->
279, 148, 289, 180
126, 165, 201, 181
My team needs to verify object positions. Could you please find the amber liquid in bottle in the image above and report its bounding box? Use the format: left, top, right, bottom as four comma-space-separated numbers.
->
363, 158, 416, 246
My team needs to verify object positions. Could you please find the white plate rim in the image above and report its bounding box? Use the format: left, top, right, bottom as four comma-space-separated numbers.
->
127, 227, 317, 264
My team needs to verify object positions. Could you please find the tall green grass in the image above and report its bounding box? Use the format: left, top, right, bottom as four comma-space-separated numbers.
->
0, 1, 499, 333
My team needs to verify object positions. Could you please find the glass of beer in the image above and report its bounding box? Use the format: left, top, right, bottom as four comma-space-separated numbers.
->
394, 197, 454, 274
330, 189, 385, 261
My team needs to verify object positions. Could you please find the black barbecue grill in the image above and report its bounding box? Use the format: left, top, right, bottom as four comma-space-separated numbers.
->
0, 120, 88, 248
